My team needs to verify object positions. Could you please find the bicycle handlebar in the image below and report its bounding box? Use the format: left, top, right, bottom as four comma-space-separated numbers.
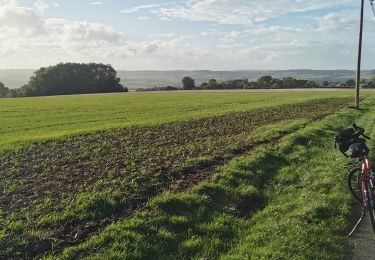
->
363, 134, 371, 140
352, 123, 371, 140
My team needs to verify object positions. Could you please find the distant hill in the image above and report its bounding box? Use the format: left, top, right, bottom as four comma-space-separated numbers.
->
0, 69, 34, 90
1, 69, 375, 90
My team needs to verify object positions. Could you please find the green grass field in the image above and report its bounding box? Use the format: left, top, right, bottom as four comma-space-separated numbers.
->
0, 90, 374, 259
0, 91, 354, 152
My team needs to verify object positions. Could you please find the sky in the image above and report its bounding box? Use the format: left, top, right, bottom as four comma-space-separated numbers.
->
1, 0, 375, 70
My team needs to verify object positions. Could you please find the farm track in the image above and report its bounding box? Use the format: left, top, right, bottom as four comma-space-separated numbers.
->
346, 203, 375, 260
0, 97, 351, 258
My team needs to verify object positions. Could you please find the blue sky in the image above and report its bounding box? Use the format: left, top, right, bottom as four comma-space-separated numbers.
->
0, 0, 375, 70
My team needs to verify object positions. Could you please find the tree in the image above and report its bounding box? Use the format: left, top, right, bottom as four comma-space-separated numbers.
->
6, 89, 18, 98
18, 63, 127, 97
365, 77, 375, 88
322, 81, 329, 87
182, 76, 195, 90
200, 82, 208, 89
257, 75, 273, 88
270, 78, 283, 89
303, 80, 318, 88
243, 81, 258, 89
346, 79, 356, 86
282, 77, 298, 88
0, 82, 9, 98
207, 79, 217, 89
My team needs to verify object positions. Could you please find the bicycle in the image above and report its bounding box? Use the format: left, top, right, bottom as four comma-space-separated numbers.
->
334, 123, 374, 236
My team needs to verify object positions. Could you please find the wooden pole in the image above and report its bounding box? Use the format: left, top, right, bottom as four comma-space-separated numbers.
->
356, 0, 365, 108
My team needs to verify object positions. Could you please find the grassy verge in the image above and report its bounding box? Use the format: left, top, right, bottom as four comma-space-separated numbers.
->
53, 97, 375, 259
223, 98, 375, 259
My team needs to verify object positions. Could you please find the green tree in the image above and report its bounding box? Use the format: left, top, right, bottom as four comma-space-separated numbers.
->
360, 79, 368, 84
200, 82, 208, 89
270, 78, 283, 89
303, 80, 318, 88
19, 63, 127, 97
0, 82, 9, 98
282, 77, 298, 88
182, 76, 195, 90
346, 79, 355, 86
6, 89, 18, 98
207, 79, 217, 89
244, 81, 258, 89
322, 81, 329, 87
257, 75, 273, 88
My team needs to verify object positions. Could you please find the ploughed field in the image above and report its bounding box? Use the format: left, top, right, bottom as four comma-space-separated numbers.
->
0, 91, 368, 258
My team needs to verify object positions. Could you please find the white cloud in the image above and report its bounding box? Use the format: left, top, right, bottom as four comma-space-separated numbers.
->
315, 11, 357, 33
34, 0, 49, 14
156, 0, 355, 25
106, 37, 186, 58
149, 33, 175, 38
44, 19, 121, 53
0, 1, 194, 67
89, 1, 103, 5
0, 1, 45, 36
120, 4, 160, 14
0, 1, 169, 61
138, 16, 149, 20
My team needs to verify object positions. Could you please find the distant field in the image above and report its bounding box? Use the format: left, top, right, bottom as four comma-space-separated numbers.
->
1, 69, 374, 89
0, 91, 355, 151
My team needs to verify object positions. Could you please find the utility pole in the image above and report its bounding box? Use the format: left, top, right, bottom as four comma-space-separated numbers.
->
356, 0, 365, 108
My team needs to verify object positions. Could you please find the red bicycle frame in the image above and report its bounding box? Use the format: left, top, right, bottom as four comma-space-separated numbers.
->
360, 156, 373, 205
348, 156, 375, 237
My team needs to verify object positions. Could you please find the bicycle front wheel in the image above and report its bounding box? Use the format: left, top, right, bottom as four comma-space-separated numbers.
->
365, 181, 375, 235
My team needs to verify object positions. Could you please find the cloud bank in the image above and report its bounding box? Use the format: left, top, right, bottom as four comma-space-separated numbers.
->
1, 0, 374, 70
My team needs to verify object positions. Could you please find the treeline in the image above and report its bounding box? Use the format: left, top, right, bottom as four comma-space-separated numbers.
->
322, 78, 375, 88
0, 63, 127, 98
135, 86, 178, 92
181, 75, 318, 90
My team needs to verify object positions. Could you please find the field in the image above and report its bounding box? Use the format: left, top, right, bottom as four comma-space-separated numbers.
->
0, 91, 354, 151
0, 90, 374, 259
2, 69, 375, 89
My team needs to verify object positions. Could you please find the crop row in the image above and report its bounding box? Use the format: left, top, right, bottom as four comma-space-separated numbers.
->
0, 97, 351, 257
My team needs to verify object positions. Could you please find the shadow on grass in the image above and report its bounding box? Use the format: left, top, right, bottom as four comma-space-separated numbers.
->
348, 106, 369, 111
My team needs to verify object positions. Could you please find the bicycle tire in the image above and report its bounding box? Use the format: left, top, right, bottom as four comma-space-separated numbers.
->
348, 168, 362, 203
365, 181, 375, 235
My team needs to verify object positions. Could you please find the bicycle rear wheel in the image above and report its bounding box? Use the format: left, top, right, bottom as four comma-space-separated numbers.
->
348, 168, 362, 203
365, 181, 375, 235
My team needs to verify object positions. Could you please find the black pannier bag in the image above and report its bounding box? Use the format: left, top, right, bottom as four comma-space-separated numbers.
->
334, 127, 356, 154
348, 142, 369, 158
